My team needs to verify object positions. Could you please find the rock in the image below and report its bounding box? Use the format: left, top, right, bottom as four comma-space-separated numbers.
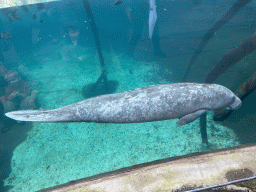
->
4, 100, 15, 113
4, 71, 20, 84
20, 90, 38, 110
0, 63, 8, 76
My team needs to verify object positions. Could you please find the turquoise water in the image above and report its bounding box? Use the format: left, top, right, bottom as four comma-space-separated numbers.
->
0, 0, 255, 191
4, 44, 240, 191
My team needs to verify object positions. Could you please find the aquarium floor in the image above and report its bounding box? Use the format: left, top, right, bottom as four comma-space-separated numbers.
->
4, 43, 240, 192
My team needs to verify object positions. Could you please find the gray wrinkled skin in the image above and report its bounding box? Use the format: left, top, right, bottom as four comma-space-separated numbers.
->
5, 83, 242, 124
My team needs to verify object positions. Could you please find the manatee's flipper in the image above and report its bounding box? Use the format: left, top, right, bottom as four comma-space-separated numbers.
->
177, 109, 208, 126
5, 109, 74, 122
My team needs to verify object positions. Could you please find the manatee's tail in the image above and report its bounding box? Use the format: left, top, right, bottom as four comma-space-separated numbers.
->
5, 108, 75, 122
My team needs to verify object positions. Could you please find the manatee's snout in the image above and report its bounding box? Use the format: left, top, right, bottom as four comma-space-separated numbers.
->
226, 96, 242, 110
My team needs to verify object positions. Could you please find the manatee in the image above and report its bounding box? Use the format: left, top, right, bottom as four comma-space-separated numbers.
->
113, 0, 122, 6
149, 0, 157, 39
5, 83, 241, 125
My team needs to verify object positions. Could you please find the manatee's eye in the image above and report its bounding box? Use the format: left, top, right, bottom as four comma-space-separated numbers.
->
229, 96, 242, 110
224, 97, 235, 110
230, 96, 235, 105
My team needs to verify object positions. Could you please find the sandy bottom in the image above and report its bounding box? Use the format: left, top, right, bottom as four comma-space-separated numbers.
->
4, 43, 240, 191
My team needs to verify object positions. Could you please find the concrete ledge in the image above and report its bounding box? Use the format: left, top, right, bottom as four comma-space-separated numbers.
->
40, 144, 256, 192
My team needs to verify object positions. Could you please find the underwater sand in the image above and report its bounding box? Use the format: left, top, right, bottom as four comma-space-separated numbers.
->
4, 43, 240, 191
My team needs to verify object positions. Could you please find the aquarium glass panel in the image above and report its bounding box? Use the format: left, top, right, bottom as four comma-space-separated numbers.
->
0, 0, 59, 8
